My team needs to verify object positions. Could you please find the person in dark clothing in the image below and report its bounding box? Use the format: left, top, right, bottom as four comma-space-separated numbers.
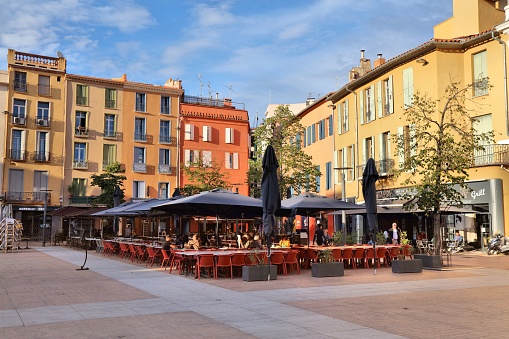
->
162, 236, 175, 251
313, 225, 325, 246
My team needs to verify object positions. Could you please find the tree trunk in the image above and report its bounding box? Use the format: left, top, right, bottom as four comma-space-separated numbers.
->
433, 212, 442, 256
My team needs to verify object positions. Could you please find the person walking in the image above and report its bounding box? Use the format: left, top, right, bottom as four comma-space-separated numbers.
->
391, 223, 399, 245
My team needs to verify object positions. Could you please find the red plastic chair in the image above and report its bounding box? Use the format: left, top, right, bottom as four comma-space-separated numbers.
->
284, 250, 300, 275
146, 247, 161, 267
118, 243, 129, 259
128, 244, 138, 262
352, 247, 366, 269
376, 247, 388, 267
231, 252, 246, 277
269, 252, 286, 275
169, 250, 183, 274
388, 246, 400, 265
196, 254, 215, 279
215, 254, 233, 279
306, 248, 319, 269
341, 248, 354, 268
331, 248, 343, 262
365, 248, 375, 269
135, 245, 147, 263
160, 249, 171, 270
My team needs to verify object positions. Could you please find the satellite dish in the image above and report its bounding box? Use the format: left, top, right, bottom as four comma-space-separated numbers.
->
56, 51, 64, 58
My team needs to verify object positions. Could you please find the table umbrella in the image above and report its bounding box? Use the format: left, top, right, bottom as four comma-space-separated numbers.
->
261, 145, 281, 281
361, 158, 379, 274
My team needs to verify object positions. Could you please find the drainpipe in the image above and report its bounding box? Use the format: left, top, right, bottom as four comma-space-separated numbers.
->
492, 30, 509, 136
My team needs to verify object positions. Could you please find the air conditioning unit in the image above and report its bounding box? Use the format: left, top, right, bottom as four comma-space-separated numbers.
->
37, 119, 48, 127
13, 117, 25, 125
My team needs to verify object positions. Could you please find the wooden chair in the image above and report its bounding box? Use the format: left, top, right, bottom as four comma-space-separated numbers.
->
341, 248, 354, 268
231, 252, 246, 277
196, 254, 215, 279
284, 250, 300, 275
269, 252, 286, 275
215, 254, 233, 279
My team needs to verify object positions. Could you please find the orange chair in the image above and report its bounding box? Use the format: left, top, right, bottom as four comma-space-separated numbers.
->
146, 247, 161, 267
376, 247, 388, 267
128, 244, 138, 262
341, 248, 354, 268
118, 243, 129, 259
169, 250, 183, 274
160, 249, 171, 270
365, 248, 376, 269
331, 248, 343, 262
269, 252, 286, 275
196, 254, 215, 279
102, 241, 112, 256
215, 254, 233, 279
135, 245, 147, 263
297, 248, 308, 268
352, 247, 366, 269
306, 248, 319, 269
231, 252, 246, 277
388, 246, 400, 265
284, 250, 300, 275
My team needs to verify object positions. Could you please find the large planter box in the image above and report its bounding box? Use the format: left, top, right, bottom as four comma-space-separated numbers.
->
311, 262, 344, 277
392, 259, 422, 273
414, 254, 442, 268
242, 265, 277, 281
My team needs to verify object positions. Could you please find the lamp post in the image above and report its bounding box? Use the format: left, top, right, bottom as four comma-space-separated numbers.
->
41, 189, 51, 247
334, 167, 352, 236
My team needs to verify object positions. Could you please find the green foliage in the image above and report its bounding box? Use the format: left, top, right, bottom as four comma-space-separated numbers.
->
345, 233, 358, 245
331, 231, 343, 245
67, 182, 78, 196
248, 249, 267, 266
180, 157, 230, 195
393, 80, 494, 254
318, 248, 333, 263
376, 231, 386, 245
90, 162, 126, 208
248, 104, 321, 198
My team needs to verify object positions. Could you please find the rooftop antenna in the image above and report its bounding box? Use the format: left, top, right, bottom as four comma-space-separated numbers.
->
208, 81, 212, 99
255, 112, 259, 128
198, 73, 203, 97
223, 84, 238, 99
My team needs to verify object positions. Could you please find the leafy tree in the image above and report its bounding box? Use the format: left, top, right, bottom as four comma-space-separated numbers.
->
90, 162, 126, 208
393, 80, 493, 255
180, 156, 230, 196
249, 104, 321, 198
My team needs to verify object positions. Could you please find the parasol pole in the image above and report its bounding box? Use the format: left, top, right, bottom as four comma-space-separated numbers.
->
373, 229, 377, 275
267, 233, 271, 281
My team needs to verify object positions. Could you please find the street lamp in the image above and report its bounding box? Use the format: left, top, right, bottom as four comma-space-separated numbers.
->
41, 189, 51, 247
334, 167, 352, 235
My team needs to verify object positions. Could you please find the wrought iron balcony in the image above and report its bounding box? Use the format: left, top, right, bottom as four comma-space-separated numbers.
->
4, 191, 51, 203
133, 162, 147, 173
70, 196, 95, 205
38, 84, 51, 96
472, 144, 509, 166
105, 99, 116, 108
33, 151, 50, 162
75, 127, 89, 137
103, 130, 117, 139
158, 164, 175, 174
9, 149, 27, 161
73, 160, 88, 169
356, 159, 395, 178
76, 96, 88, 106
134, 132, 147, 141
159, 135, 175, 144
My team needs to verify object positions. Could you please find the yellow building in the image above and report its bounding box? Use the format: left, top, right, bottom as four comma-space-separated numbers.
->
300, 0, 509, 241
2, 50, 67, 234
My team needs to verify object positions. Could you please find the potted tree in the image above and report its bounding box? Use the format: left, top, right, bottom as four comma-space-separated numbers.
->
392, 231, 422, 273
311, 248, 344, 277
242, 249, 277, 281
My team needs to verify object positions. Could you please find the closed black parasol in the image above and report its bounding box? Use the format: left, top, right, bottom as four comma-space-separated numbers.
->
362, 158, 379, 274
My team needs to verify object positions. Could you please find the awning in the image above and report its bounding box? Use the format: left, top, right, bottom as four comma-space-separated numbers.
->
48, 206, 108, 217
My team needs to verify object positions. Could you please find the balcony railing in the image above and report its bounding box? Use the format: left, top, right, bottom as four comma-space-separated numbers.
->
356, 159, 395, 178
472, 144, 509, 166
4, 191, 51, 203
161, 105, 170, 114
73, 160, 88, 169
33, 151, 50, 162
75, 127, 89, 137
76, 96, 88, 105
134, 132, 147, 141
12, 116, 26, 125
159, 135, 175, 144
103, 130, 117, 139
182, 95, 245, 110
105, 99, 116, 108
14, 80, 27, 92
70, 196, 95, 205
136, 102, 145, 112
38, 84, 51, 96
133, 162, 147, 173
9, 149, 27, 161
158, 164, 174, 174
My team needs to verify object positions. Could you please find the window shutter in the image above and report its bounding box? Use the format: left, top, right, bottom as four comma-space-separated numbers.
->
359, 90, 364, 124
233, 153, 239, 169
369, 84, 375, 121
337, 103, 342, 135
225, 128, 234, 144
377, 81, 383, 118
184, 149, 190, 166
225, 152, 231, 169
344, 99, 349, 132
388, 75, 394, 114
362, 138, 367, 165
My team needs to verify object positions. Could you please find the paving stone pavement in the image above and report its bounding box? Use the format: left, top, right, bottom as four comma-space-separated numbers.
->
0, 245, 508, 338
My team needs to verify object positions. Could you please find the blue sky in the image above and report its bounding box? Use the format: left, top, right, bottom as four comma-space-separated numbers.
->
0, 0, 451, 126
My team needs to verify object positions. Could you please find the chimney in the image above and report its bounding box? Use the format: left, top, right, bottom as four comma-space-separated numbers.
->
360, 49, 365, 60
374, 53, 386, 68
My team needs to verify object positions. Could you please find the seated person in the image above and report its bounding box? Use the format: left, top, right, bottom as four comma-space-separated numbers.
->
279, 236, 290, 248
185, 234, 200, 250
162, 235, 175, 251
453, 231, 463, 245
249, 234, 263, 249
200, 233, 209, 247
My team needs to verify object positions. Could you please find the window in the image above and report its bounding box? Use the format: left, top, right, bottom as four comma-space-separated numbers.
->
225, 152, 239, 169
339, 99, 349, 133
225, 127, 234, 144
133, 147, 146, 172
365, 85, 375, 122
203, 126, 211, 142
8, 169, 24, 200
403, 68, 414, 108
202, 150, 212, 167
184, 124, 194, 141
306, 126, 311, 146
102, 144, 116, 170
160, 120, 172, 143
14, 71, 27, 92
159, 148, 171, 173
73, 142, 87, 168
37, 102, 50, 120
362, 137, 374, 166
38, 75, 50, 96
473, 51, 488, 96
10, 129, 26, 161
328, 115, 333, 136
473, 114, 493, 165
315, 165, 320, 193
311, 124, 316, 143
379, 132, 391, 174
72, 178, 87, 197
35, 131, 49, 162
318, 119, 326, 140
158, 182, 169, 198
398, 125, 414, 167
161, 96, 170, 114
13, 99, 26, 124
346, 144, 355, 181
326, 162, 332, 190
133, 181, 146, 198
184, 149, 199, 166
104, 114, 116, 138
136, 93, 146, 112
378, 76, 393, 117
34, 171, 48, 200
295, 133, 302, 149
134, 118, 146, 141
75, 111, 88, 136
105, 88, 117, 108
76, 84, 88, 105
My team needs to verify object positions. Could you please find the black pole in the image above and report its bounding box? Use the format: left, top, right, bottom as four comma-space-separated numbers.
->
76, 232, 89, 271
267, 234, 271, 281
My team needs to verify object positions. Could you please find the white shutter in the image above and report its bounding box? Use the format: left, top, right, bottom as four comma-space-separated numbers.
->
359, 90, 364, 124
388, 75, 394, 114
362, 138, 367, 165
185, 124, 194, 141
377, 81, 383, 118
397, 126, 404, 166
369, 84, 375, 121
379, 133, 385, 160
233, 153, 239, 169
344, 99, 349, 132
203, 126, 211, 142
403, 68, 414, 108
225, 152, 231, 169
184, 149, 190, 166
202, 151, 212, 166
21, 130, 26, 153
337, 103, 342, 134
333, 150, 338, 184
225, 128, 234, 144
139, 181, 146, 198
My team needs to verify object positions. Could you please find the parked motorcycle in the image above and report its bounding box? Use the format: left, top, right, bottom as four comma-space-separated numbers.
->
487, 234, 509, 255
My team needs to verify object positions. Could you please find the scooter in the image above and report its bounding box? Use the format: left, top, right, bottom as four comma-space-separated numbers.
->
487, 234, 509, 255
